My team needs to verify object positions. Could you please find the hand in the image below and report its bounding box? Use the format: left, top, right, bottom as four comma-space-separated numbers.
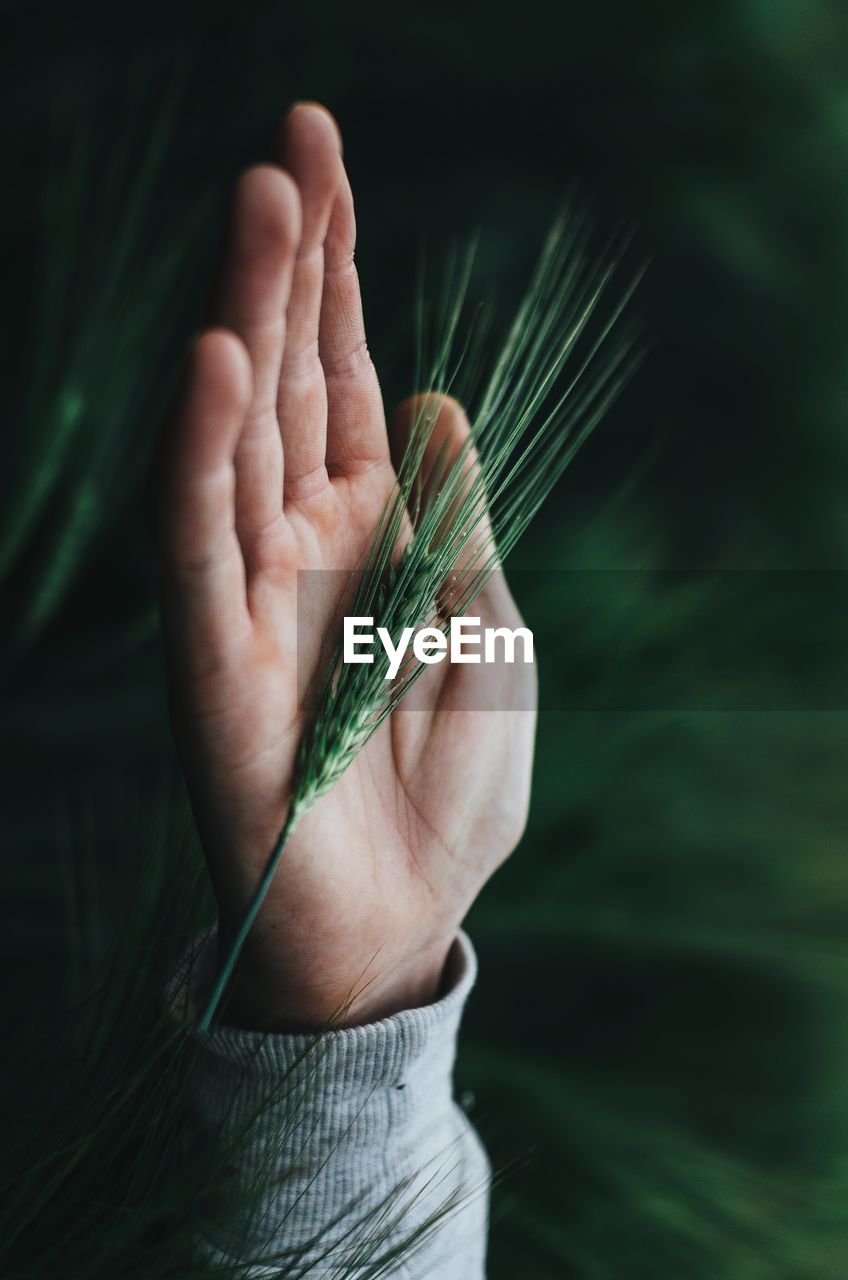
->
156, 103, 537, 1030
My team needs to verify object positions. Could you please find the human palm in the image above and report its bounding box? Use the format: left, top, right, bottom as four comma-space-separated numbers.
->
158, 104, 536, 1029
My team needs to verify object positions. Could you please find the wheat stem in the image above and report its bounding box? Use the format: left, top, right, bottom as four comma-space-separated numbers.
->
197, 805, 303, 1032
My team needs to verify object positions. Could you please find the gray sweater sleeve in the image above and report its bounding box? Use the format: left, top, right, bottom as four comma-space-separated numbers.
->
172, 931, 490, 1279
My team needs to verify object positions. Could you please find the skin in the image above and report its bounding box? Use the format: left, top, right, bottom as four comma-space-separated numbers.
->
156, 103, 537, 1031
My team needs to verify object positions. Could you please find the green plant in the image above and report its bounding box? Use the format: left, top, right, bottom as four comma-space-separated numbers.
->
199, 217, 642, 1030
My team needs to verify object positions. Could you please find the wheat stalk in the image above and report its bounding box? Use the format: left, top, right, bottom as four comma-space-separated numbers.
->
198, 213, 644, 1031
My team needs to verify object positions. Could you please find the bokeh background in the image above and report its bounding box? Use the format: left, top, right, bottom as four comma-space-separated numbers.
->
3, 1, 848, 1275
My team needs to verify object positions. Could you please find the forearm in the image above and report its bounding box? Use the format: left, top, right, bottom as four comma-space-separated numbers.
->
171, 930, 489, 1278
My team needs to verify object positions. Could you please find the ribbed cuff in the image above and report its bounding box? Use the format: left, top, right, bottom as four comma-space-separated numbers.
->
168, 931, 487, 1275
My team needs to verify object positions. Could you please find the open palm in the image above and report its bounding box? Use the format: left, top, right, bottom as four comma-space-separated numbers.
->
158, 104, 536, 1029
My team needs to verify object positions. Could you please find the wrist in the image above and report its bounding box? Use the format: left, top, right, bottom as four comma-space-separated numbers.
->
217, 932, 455, 1032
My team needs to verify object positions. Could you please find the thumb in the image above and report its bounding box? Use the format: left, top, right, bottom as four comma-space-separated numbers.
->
391, 392, 521, 627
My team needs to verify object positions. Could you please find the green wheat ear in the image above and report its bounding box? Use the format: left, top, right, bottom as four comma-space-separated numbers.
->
198, 213, 645, 1032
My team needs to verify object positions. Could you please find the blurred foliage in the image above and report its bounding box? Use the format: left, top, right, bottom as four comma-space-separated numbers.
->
3, 0, 848, 1275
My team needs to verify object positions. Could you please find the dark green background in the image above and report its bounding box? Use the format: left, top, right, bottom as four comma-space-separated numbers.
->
3, 1, 848, 1275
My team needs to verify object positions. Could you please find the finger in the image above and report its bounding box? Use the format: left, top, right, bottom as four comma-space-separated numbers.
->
275, 103, 342, 501
391, 392, 494, 557
157, 330, 253, 660
212, 165, 301, 545
321, 164, 387, 474
391, 393, 507, 618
